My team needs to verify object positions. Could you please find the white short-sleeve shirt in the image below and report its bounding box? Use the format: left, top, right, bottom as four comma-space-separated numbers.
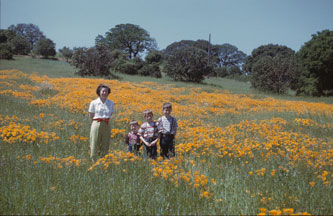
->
88, 97, 114, 119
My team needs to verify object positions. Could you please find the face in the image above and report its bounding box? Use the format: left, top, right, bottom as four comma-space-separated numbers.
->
163, 107, 172, 116
145, 113, 153, 122
100, 87, 109, 100
130, 124, 138, 132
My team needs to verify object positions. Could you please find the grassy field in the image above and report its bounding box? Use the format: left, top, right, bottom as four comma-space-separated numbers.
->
0, 56, 332, 215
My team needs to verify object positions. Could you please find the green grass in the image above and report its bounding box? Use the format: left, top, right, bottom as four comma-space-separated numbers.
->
0, 56, 77, 77
0, 56, 332, 215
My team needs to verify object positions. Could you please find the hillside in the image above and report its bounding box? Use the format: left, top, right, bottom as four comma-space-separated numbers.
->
0, 56, 332, 215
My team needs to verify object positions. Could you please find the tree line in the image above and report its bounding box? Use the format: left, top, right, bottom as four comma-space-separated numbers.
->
1, 23, 332, 96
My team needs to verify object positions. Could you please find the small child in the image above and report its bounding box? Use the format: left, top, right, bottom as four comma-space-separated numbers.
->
138, 109, 159, 159
157, 102, 178, 158
125, 120, 141, 153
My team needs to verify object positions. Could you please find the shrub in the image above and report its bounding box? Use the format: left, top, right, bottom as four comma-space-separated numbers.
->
0, 43, 13, 60
35, 38, 56, 59
296, 30, 333, 96
71, 46, 113, 77
214, 67, 228, 77
138, 62, 162, 78
163, 46, 212, 83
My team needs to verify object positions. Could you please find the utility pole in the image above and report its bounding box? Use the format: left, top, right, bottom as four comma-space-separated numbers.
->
208, 33, 211, 66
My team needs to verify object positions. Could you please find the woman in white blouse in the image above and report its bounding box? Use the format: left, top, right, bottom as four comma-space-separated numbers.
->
88, 84, 114, 162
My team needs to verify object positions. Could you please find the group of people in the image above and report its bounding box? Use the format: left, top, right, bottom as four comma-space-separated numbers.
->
88, 84, 178, 162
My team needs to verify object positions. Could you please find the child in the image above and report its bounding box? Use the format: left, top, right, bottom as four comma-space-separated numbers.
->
157, 102, 178, 158
138, 109, 159, 159
125, 120, 141, 153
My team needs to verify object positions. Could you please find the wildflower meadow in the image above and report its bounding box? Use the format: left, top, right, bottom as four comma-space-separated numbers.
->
0, 65, 332, 214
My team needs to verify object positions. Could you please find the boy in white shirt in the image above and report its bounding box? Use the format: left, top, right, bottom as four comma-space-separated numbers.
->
157, 103, 178, 158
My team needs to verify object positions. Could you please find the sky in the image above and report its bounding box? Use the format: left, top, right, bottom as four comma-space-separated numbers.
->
1, 0, 333, 55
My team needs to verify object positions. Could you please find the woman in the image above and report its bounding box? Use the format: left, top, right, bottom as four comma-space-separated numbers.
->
88, 84, 114, 162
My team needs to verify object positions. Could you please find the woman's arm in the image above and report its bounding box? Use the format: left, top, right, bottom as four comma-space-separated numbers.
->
89, 112, 94, 123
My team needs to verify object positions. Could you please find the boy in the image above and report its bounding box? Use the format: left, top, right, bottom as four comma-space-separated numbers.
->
157, 102, 178, 158
125, 120, 141, 153
138, 109, 159, 159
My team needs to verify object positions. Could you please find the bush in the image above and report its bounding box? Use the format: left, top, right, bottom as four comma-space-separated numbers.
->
296, 30, 333, 96
117, 61, 138, 75
35, 38, 56, 59
163, 46, 212, 83
145, 50, 162, 64
244, 44, 298, 94
251, 55, 297, 94
10, 35, 30, 55
0, 43, 13, 60
113, 58, 144, 75
214, 67, 228, 77
71, 46, 113, 77
138, 62, 162, 78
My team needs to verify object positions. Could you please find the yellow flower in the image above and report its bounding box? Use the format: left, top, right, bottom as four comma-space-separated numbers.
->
259, 208, 266, 213
282, 208, 294, 214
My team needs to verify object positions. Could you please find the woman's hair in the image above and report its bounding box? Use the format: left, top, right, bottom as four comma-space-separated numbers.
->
96, 84, 111, 96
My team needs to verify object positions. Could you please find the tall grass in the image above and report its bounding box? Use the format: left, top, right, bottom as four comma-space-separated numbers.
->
0, 57, 332, 215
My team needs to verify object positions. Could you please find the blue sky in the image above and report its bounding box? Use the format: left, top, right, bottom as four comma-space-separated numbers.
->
2, 0, 333, 55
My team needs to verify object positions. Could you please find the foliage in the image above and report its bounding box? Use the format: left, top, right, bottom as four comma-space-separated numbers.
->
113, 57, 145, 75
10, 35, 31, 55
145, 50, 162, 64
163, 46, 212, 83
8, 23, 45, 50
0, 29, 16, 44
214, 67, 228, 77
58, 46, 73, 62
96, 23, 157, 59
71, 46, 113, 77
138, 62, 162, 78
296, 30, 333, 96
214, 43, 247, 68
0, 43, 13, 60
35, 38, 56, 59
244, 44, 298, 94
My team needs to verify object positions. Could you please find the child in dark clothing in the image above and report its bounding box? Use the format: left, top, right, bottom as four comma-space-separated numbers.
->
125, 120, 141, 153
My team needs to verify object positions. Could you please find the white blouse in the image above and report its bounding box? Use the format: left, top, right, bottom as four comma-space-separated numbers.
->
88, 97, 114, 119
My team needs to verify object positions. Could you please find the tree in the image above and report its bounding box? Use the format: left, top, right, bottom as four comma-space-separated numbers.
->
96, 23, 157, 59
10, 35, 30, 55
163, 46, 212, 83
163, 40, 218, 59
8, 23, 45, 50
214, 43, 247, 68
35, 38, 56, 58
145, 50, 162, 64
71, 46, 113, 77
296, 30, 333, 96
0, 43, 13, 60
251, 55, 298, 94
243, 44, 295, 74
59, 46, 73, 62
0, 29, 16, 44
244, 44, 298, 94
